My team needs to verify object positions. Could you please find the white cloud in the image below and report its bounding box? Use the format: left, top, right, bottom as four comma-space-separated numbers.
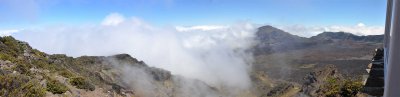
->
12, 13, 256, 95
101, 13, 126, 26
276, 23, 384, 37
0, 29, 20, 36
357, 23, 365, 27
175, 25, 228, 32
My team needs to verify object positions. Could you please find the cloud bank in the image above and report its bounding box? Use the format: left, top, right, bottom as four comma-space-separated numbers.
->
276, 23, 384, 37
12, 13, 256, 92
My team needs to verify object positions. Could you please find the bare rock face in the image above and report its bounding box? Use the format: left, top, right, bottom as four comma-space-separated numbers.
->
145, 67, 172, 81
301, 65, 342, 97
265, 82, 295, 97
110, 54, 146, 66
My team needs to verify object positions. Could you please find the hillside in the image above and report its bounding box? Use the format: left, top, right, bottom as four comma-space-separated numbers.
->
0, 36, 230, 97
252, 25, 382, 96
0, 36, 162, 96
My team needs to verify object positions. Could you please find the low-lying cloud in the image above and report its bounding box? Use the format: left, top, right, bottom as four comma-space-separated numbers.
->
12, 13, 256, 91
276, 23, 384, 37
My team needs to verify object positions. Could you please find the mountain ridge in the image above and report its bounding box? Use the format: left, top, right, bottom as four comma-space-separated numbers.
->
254, 25, 383, 55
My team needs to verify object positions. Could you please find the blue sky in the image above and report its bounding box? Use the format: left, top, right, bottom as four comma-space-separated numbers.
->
0, 0, 387, 30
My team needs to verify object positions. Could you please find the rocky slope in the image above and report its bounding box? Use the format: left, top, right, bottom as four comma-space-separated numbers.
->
0, 36, 157, 96
253, 25, 382, 80
252, 25, 382, 97
0, 36, 228, 97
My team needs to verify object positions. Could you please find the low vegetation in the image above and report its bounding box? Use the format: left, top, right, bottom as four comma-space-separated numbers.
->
59, 69, 75, 78
341, 79, 363, 97
69, 76, 95, 91
0, 74, 46, 97
322, 77, 363, 97
46, 79, 69, 94
0, 36, 75, 96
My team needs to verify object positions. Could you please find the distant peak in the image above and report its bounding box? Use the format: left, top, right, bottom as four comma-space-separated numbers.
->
319, 31, 354, 35
315, 31, 357, 38
258, 25, 282, 31
311, 31, 383, 43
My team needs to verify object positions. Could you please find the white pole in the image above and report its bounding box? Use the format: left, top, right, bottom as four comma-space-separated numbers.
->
384, 0, 393, 49
384, 0, 400, 96
383, 0, 393, 94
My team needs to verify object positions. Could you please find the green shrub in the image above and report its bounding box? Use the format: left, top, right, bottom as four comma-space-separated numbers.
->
13, 63, 31, 75
59, 69, 75, 78
341, 79, 363, 97
46, 80, 69, 94
69, 76, 95, 91
20, 80, 46, 97
0, 74, 46, 97
1, 36, 18, 48
323, 77, 341, 97
1, 36, 22, 54
0, 53, 15, 62
31, 59, 63, 72
32, 49, 47, 58
321, 77, 363, 97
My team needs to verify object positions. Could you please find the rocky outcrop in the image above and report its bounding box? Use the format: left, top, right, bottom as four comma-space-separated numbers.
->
301, 65, 341, 96
300, 65, 364, 97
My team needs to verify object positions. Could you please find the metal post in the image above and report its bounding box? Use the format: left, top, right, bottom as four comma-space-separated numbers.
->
384, 0, 400, 96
